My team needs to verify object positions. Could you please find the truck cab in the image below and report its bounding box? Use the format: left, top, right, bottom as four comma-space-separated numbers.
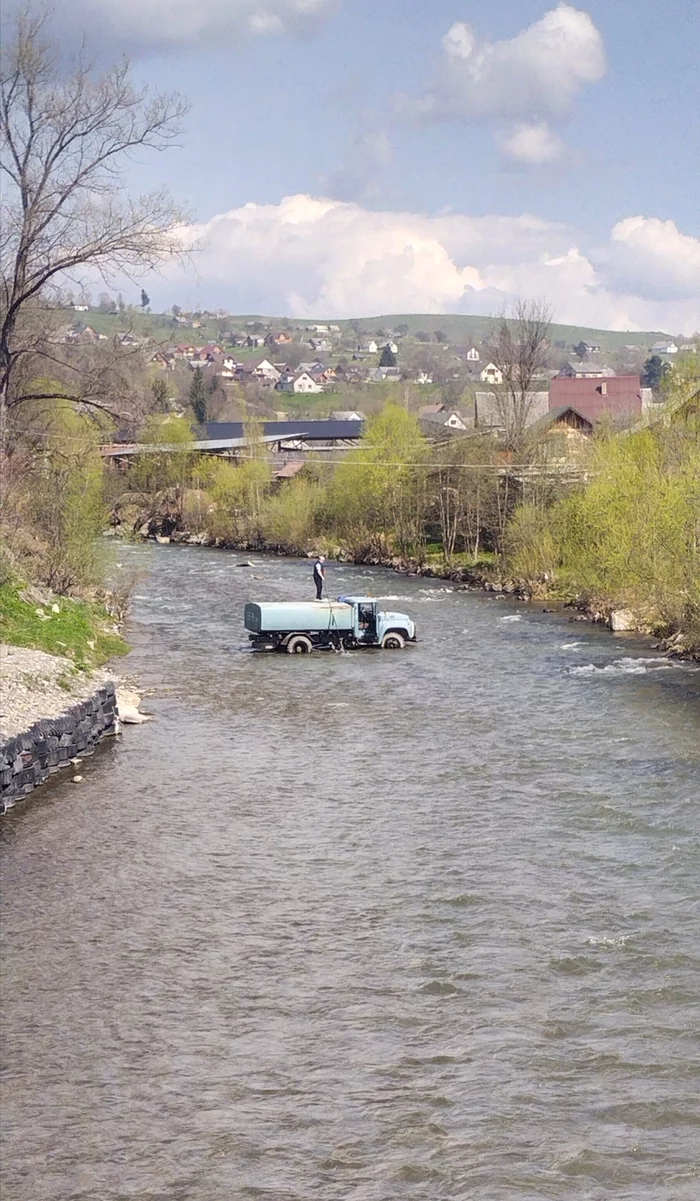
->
338, 596, 416, 648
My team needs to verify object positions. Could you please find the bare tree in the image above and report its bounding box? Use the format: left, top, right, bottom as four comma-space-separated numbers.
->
485, 298, 552, 452
0, 10, 188, 438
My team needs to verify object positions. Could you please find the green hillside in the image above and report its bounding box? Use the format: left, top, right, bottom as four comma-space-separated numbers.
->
67, 308, 674, 352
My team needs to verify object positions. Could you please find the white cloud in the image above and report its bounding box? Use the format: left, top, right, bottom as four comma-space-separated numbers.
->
149, 194, 700, 332
406, 4, 605, 122
33, 0, 335, 54
499, 122, 567, 165
602, 216, 700, 302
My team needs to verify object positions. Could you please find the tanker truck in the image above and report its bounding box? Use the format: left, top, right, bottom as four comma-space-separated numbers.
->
244, 596, 416, 653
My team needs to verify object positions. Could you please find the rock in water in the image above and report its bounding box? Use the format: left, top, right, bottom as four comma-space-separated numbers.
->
116, 687, 152, 724
609, 610, 637, 632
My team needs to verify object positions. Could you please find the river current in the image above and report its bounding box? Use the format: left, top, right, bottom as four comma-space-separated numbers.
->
2, 546, 699, 1200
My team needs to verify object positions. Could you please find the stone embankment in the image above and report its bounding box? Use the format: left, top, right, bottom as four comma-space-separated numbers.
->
1, 645, 149, 814
1, 683, 119, 813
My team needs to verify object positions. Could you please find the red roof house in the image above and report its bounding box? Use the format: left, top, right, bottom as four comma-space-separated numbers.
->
548, 374, 644, 424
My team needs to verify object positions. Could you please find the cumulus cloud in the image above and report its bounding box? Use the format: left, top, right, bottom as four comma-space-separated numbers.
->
499, 122, 567, 165
398, 5, 604, 166
28, 0, 335, 55
602, 216, 700, 302
148, 194, 700, 331
405, 4, 605, 122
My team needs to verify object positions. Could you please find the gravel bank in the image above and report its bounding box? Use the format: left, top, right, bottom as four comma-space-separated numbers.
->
0, 644, 116, 741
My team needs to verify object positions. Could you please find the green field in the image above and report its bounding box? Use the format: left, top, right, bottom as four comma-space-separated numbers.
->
69, 309, 672, 353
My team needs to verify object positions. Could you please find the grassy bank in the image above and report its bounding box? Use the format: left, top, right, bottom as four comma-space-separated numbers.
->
0, 580, 129, 671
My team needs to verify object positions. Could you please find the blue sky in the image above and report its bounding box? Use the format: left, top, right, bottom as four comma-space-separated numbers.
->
42, 1, 700, 329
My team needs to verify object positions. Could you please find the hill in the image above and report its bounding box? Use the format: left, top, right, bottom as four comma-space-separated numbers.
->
68, 308, 673, 355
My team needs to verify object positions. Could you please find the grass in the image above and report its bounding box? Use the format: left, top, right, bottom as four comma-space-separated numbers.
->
0, 581, 129, 671
69, 308, 673, 356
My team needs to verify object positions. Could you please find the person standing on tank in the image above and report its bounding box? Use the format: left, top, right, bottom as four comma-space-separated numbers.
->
313, 554, 326, 600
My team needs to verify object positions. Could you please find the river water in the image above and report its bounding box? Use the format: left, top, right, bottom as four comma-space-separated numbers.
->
2, 546, 700, 1200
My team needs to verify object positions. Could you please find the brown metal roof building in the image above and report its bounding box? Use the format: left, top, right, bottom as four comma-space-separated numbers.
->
549, 375, 646, 424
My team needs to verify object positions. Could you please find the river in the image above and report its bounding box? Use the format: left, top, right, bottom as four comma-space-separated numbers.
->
1, 545, 699, 1200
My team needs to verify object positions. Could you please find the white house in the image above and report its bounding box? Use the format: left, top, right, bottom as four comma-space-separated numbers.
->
466, 346, 480, 362
249, 358, 281, 382
358, 339, 378, 354
416, 371, 433, 385
73, 303, 89, 311
331, 409, 365, 421
289, 371, 324, 394
420, 410, 468, 432
480, 362, 503, 385
650, 340, 679, 355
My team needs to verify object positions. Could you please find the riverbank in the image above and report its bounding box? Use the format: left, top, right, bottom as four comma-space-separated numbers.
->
126, 523, 700, 661
0, 579, 143, 811
0, 643, 117, 741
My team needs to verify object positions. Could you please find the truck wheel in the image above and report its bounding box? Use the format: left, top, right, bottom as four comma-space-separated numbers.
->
382, 632, 405, 649
286, 635, 313, 655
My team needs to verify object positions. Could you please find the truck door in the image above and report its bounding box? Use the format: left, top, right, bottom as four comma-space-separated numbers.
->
357, 602, 377, 643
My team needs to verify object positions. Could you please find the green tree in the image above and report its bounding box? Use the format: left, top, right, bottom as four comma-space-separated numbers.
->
379, 344, 397, 367
151, 377, 171, 412
328, 405, 427, 558
140, 289, 150, 309
643, 355, 671, 390
189, 367, 208, 424
13, 396, 108, 592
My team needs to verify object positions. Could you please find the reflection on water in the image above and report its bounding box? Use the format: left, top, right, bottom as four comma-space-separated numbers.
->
2, 545, 699, 1200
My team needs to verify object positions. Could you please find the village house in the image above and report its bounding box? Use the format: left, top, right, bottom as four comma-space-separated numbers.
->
419, 408, 469, 434
466, 346, 480, 362
265, 331, 293, 347
358, 339, 378, 355
276, 370, 324, 394
528, 406, 595, 463
367, 366, 401, 383
331, 409, 365, 421
416, 371, 433, 385
549, 374, 651, 424
70, 324, 101, 343
240, 358, 281, 384
480, 362, 503, 385
72, 303, 89, 311
474, 391, 549, 431
308, 337, 333, 353
558, 361, 615, 379
650, 340, 679, 355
